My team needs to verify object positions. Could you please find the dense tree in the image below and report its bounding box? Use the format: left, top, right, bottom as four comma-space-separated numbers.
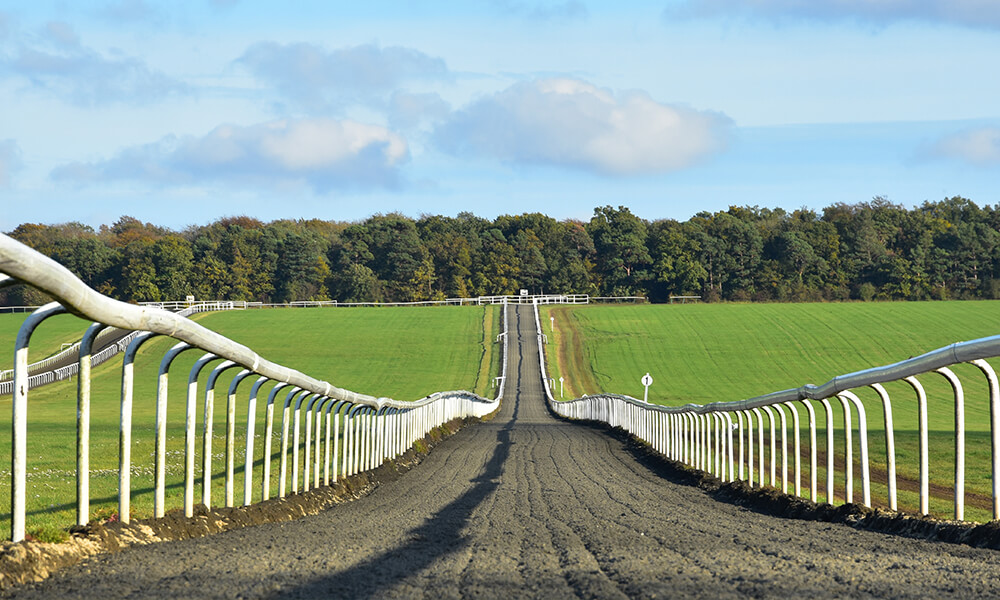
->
587, 205, 651, 296
6, 196, 1000, 306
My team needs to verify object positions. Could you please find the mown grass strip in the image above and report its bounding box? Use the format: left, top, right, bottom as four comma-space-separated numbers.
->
0, 313, 92, 370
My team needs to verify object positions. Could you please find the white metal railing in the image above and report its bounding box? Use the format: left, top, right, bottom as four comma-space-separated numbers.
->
0, 234, 501, 543
0, 305, 40, 314
134, 295, 589, 312
140, 300, 245, 311
535, 301, 1000, 523
241, 293, 589, 309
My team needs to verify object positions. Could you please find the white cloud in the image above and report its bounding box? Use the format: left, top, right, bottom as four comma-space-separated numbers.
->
0, 20, 186, 106
665, 0, 1000, 29
238, 42, 450, 113
50, 118, 409, 191
928, 127, 1000, 166
0, 139, 22, 187
434, 78, 732, 176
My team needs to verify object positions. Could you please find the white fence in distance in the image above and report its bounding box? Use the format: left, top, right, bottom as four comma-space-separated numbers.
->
0, 302, 239, 394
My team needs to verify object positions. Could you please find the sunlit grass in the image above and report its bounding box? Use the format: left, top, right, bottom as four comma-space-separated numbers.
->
545, 301, 1000, 521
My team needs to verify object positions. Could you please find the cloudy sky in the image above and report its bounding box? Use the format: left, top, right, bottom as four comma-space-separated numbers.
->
1, 0, 998, 231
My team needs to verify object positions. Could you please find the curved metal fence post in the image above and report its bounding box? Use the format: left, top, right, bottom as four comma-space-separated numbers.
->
120, 331, 159, 525
836, 394, 854, 504
301, 394, 319, 493
801, 399, 818, 502
682, 412, 692, 466
761, 406, 777, 488
376, 407, 389, 470
724, 412, 735, 482
155, 342, 193, 518
332, 401, 350, 483
358, 406, 374, 473
11, 302, 67, 542
702, 413, 710, 472
315, 397, 331, 489
697, 413, 706, 473
342, 405, 354, 478
324, 399, 346, 485
904, 376, 930, 515
870, 383, 896, 511
735, 411, 745, 481
671, 412, 679, 460
747, 409, 756, 487
294, 393, 318, 494
705, 413, 714, 475
819, 398, 835, 504
839, 390, 870, 508
775, 405, 789, 493
226, 370, 253, 507
697, 413, 706, 471
203, 360, 238, 508
751, 407, 765, 487
261, 383, 291, 502
936, 367, 965, 520
350, 405, 366, 476
77, 322, 109, 527
714, 413, 722, 476
185, 353, 218, 517
971, 359, 1000, 520
244, 377, 269, 506
783, 402, 801, 497
279, 389, 306, 498
363, 407, 374, 472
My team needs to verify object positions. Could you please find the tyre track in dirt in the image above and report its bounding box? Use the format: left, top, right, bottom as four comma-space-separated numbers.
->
7, 304, 1000, 598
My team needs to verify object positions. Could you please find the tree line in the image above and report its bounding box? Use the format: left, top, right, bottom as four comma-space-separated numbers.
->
4, 196, 1000, 306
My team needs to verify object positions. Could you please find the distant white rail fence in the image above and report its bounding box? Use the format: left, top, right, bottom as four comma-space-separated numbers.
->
0, 234, 501, 543
241, 293, 591, 308
535, 302, 1000, 523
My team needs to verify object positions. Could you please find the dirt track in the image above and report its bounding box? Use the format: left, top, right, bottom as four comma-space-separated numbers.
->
8, 305, 1000, 598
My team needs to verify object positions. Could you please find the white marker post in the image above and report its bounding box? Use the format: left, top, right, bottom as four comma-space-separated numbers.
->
641, 372, 653, 403
559, 376, 564, 398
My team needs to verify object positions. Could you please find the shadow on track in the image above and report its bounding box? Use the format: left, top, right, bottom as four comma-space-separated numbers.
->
273, 312, 523, 600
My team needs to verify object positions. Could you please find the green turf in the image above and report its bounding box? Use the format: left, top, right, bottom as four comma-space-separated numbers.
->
0, 312, 93, 372
543, 301, 1000, 522
0, 305, 500, 539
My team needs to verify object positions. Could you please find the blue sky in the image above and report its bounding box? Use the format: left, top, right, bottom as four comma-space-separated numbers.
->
1, 0, 998, 231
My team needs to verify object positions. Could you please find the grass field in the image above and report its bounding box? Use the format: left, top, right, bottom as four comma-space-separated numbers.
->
0, 312, 93, 372
542, 301, 1000, 522
0, 305, 499, 540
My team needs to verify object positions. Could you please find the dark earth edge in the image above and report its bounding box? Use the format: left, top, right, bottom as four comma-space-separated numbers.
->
586, 417, 1000, 549
0, 414, 493, 591
4, 406, 1000, 593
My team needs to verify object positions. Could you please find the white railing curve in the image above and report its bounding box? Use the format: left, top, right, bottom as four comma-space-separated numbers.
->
534, 301, 1000, 523
0, 233, 501, 543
